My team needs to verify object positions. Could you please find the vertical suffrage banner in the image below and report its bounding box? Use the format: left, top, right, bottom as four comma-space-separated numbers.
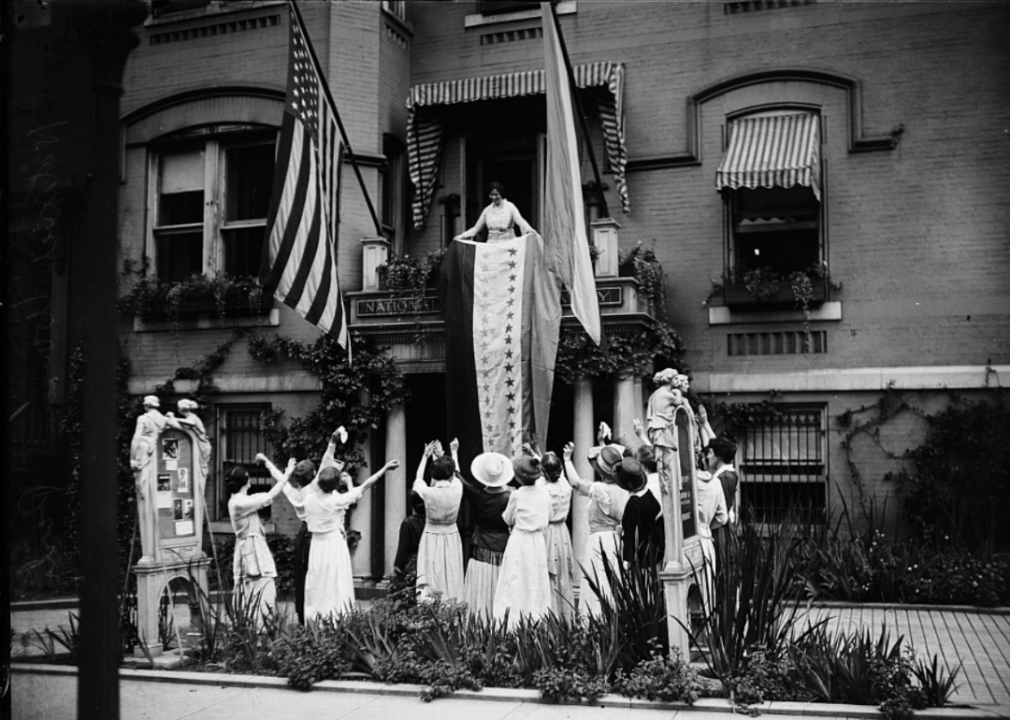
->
440, 234, 560, 462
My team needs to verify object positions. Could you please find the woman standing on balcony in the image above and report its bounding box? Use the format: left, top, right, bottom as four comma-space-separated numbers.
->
453, 181, 536, 244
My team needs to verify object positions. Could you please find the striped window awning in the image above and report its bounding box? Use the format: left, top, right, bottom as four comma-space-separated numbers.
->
406, 62, 629, 230
716, 112, 821, 200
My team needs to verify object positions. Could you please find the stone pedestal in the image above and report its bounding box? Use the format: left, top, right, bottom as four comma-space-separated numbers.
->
133, 556, 210, 658
361, 236, 390, 291
658, 405, 703, 656
591, 218, 620, 278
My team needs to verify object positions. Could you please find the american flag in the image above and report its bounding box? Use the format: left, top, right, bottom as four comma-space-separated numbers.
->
260, 5, 347, 351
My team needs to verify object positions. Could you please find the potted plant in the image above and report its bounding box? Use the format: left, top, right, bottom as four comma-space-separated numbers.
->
619, 241, 666, 316
118, 273, 273, 323
721, 264, 830, 310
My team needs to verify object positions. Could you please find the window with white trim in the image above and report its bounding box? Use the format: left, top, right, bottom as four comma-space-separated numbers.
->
151, 127, 276, 283
737, 404, 827, 524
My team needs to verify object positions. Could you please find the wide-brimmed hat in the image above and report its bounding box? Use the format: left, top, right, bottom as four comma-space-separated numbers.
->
615, 457, 647, 493
589, 444, 625, 480
471, 452, 514, 487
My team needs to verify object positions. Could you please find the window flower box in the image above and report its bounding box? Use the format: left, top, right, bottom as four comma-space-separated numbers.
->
723, 277, 828, 309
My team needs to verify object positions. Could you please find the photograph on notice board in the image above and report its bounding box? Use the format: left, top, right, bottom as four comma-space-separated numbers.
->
162, 438, 178, 460
182, 499, 194, 520
176, 467, 189, 494
174, 520, 194, 536
157, 473, 171, 492
173, 498, 184, 520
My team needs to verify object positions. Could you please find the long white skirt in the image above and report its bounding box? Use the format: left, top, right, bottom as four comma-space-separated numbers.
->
464, 554, 502, 618
579, 530, 620, 619
493, 528, 551, 628
304, 528, 355, 621
545, 521, 575, 619
416, 525, 465, 602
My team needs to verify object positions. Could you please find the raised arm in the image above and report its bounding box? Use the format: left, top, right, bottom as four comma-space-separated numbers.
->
697, 405, 716, 448
633, 418, 652, 448
358, 460, 400, 495
264, 458, 294, 501
562, 441, 592, 496
318, 426, 349, 476
256, 453, 294, 484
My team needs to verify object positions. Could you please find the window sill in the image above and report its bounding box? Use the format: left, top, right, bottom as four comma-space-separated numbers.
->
464, 1, 576, 28
709, 301, 841, 326
134, 308, 280, 332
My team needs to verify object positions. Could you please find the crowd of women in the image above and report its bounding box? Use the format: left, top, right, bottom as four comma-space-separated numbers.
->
225, 368, 741, 626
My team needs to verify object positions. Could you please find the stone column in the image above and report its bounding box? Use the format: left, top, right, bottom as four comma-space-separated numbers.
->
351, 391, 372, 578
383, 402, 408, 576
571, 377, 594, 589
612, 372, 638, 447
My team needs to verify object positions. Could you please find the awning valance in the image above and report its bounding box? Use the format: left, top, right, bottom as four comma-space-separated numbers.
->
716, 113, 821, 200
406, 61, 629, 230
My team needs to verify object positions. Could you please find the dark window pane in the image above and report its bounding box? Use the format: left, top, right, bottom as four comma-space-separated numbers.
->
158, 190, 204, 226
156, 232, 203, 283
223, 227, 265, 278
226, 144, 275, 221
733, 186, 819, 275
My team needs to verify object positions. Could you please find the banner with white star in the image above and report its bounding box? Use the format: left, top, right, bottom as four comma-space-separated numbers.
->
439, 233, 561, 465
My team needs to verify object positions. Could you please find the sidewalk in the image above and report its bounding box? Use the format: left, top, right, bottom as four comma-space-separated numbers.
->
11, 599, 1010, 719
11, 666, 1005, 720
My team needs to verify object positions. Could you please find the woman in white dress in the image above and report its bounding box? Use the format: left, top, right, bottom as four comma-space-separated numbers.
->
454, 181, 536, 244
562, 442, 630, 619
413, 443, 465, 602
492, 456, 551, 628
303, 459, 399, 621
541, 451, 575, 619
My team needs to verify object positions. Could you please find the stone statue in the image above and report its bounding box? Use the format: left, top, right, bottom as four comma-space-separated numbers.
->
168, 399, 211, 483
130, 395, 168, 564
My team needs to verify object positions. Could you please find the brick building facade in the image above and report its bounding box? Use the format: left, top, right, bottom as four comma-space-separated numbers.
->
11, 0, 1008, 586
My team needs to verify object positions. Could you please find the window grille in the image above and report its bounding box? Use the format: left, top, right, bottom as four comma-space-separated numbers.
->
737, 405, 826, 524
724, 0, 815, 15
728, 330, 826, 355
217, 405, 272, 520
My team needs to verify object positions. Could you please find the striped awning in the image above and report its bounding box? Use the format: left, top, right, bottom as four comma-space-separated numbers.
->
716, 113, 821, 200
406, 62, 629, 230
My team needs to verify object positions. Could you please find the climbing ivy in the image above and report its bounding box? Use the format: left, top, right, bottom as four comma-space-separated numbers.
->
247, 331, 408, 471
555, 318, 685, 385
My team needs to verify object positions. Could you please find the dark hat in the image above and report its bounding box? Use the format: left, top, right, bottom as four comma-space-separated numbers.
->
590, 444, 625, 481
615, 457, 647, 493
512, 455, 542, 484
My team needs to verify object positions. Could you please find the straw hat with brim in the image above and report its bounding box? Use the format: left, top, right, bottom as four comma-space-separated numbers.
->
589, 444, 625, 480
471, 452, 514, 488
615, 457, 647, 493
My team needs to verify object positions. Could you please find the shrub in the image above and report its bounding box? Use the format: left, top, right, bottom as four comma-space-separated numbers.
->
789, 625, 929, 720
613, 647, 702, 704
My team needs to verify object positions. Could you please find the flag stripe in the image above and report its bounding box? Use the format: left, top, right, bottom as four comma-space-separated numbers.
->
260, 6, 348, 351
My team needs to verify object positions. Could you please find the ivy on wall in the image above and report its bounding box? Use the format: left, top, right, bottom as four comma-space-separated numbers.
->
555, 318, 685, 385
247, 331, 408, 471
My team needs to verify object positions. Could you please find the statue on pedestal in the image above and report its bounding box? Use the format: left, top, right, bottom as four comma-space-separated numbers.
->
130, 395, 168, 564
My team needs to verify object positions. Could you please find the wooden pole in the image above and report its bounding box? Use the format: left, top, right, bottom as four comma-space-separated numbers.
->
71, 3, 146, 718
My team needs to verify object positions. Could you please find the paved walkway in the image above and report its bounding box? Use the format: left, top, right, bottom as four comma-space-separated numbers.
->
11, 600, 1010, 718
796, 604, 1010, 711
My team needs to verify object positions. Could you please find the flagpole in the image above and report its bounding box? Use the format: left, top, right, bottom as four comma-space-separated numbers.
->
547, 2, 610, 219
288, 0, 385, 239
